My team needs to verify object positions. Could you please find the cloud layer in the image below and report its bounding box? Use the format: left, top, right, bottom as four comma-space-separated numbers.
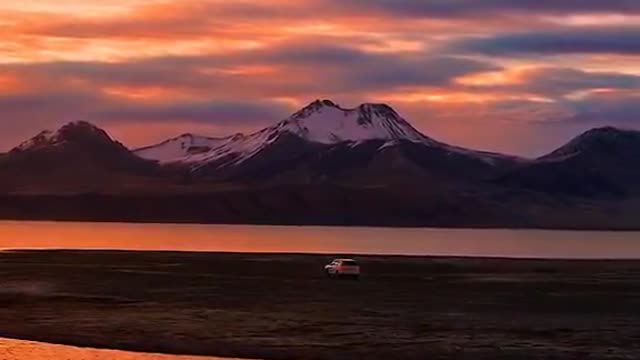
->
0, 0, 638, 156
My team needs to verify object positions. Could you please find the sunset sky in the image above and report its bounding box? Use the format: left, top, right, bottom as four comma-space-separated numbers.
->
1, 0, 639, 156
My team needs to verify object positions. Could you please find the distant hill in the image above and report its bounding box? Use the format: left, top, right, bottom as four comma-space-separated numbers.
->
0, 121, 162, 194
498, 127, 640, 197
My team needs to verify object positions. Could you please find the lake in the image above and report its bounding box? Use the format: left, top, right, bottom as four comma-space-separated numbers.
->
1, 220, 640, 258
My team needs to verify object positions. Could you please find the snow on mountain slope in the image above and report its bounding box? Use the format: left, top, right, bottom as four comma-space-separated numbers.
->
135, 100, 433, 165
135, 133, 242, 164
135, 100, 518, 168
14, 130, 55, 152
13, 121, 116, 152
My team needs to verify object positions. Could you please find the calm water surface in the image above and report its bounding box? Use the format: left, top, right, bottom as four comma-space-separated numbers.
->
1, 220, 640, 259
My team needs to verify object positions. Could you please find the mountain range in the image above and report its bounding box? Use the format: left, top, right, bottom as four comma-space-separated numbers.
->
1, 99, 639, 229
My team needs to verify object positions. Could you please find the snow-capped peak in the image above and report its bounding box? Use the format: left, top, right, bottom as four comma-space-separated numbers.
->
134, 99, 516, 168
280, 99, 430, 144
289, 99, 339, 120
135, 100, 437, 165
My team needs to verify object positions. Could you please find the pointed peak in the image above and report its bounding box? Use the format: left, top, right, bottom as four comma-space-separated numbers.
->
60, 120, 101, 130
54, 121, 108, 137
290, 99, 340, 120
310, 99, 338, 108
55, 120, 111, 141
303, 99, 339, 113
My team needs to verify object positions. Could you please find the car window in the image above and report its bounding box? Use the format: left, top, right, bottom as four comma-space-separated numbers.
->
342, 260, 358, 266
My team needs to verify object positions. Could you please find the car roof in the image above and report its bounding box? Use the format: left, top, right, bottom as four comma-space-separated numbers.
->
334, 258, 356, 261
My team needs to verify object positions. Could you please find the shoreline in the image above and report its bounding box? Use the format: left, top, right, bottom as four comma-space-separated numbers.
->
1, 191, 640, 231
2, 217, 640, 232
6, 248, 640, 262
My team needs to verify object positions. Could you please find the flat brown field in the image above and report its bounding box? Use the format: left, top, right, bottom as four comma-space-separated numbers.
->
1, 250, 640, 359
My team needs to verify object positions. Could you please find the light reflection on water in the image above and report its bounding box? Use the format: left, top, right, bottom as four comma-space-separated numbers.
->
0, 337, 243, 360
1, 220, 640, 259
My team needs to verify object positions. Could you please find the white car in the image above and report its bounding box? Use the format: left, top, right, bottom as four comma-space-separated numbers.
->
324, 258, 360, 279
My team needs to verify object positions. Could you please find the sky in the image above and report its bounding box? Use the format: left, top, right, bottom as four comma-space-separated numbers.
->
0, 0, 639, 156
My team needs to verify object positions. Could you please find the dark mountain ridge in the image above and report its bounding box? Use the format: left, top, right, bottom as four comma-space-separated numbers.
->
498, 126, 640, 197
0, 121, 163, 194
0, 101, 638, 229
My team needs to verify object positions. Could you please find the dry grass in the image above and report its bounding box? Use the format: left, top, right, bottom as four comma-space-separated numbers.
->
1, 250, 640, 359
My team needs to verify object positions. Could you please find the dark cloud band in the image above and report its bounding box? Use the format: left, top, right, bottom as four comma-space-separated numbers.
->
334, 0, 640, 17
454, 28, 640, 55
